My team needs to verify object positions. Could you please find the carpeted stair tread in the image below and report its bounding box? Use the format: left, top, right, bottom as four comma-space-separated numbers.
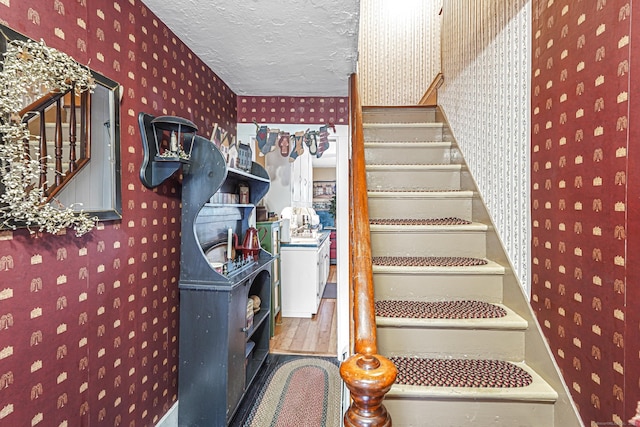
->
364, 140, 451, 146
370, 218, 471, 226
390, 357, 533, 388
373, 256, 488, 267
366, 163, 455, 167
369, 189, 469, 193
364, 122, 443, 126
375, 300, 507, 319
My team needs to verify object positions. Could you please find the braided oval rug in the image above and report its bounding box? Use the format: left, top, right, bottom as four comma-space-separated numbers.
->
243, 358, 341, 427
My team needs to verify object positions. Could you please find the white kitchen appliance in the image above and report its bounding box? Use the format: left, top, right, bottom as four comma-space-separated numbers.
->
280, 206, 319, 236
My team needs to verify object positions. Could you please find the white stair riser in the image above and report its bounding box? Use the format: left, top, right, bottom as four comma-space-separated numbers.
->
371, 230, 486, 258
366, 169, 460, 191
368, 196, 473, 221
44, 123, 81, 142
364, 126, 444, 142
384, 398, 555, 427
365, 145, 451, 165
377, 326, 525, 360
29, 141, 74, 152
373, 273, 504, 303
363, 108, 436, 123
28, 142, 74, 173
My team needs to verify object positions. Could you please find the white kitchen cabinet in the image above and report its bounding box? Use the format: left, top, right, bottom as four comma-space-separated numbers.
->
290, 147, 312, 207
280, 234, 330, 318
252, 140, 313, 214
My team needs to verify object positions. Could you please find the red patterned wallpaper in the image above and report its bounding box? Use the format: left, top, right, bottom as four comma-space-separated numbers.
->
0, 1, 236, 426
237, 96, 348, 125
531, 1, 635, 426
627, 3, 640, 427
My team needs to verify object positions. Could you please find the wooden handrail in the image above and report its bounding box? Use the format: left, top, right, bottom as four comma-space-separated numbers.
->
340, 73, 397, 427
418, 72, 444, 106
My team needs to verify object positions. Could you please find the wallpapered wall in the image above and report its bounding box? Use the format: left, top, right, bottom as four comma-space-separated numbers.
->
358, 0, 442, 105
0, 1, 236, 426
439, 0, 531, 292
237, 96, 349, 125
530, 1, 637, 426
627, 3, 640, 426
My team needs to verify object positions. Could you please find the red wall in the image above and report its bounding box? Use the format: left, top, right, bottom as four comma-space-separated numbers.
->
0, 1, 236, 426
237, 96, 349, 125
625, 1, 640, 425
531, 1, 636, 425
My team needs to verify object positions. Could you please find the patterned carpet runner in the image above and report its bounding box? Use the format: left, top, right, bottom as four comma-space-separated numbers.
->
375, 300, 507, 319
369, 189, 467, 193
243, 358, 341, 427
373, 256, 488, 267
391, 357, 533, 388
370, 217, 471, 226
368, 162, 449, 166
368, 141, 444, 144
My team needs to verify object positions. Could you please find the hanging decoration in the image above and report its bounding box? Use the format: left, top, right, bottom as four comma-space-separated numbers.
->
253, 121, 336, 162
0, 36, 98, 236
289, 131, 305, 162
317, 124, 333, 157
277, 132, 290, 157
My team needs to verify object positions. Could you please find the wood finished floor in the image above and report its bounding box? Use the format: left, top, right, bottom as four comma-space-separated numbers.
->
270, 265, 338, 357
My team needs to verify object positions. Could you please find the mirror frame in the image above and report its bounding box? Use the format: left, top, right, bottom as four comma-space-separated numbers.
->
0, 23, 122, 223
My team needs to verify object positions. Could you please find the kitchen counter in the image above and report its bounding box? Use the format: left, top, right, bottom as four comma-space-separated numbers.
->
281, 230, 330, 247
280, 231, 331, 317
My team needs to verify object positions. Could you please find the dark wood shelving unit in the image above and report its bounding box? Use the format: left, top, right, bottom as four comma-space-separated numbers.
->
138, 113, 274, 426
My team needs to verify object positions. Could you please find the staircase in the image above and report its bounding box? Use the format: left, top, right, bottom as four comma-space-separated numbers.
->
362, 106, 582, 427
23, 90, 89, 200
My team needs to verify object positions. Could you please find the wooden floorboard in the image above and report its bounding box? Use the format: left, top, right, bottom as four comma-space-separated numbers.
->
270, 265, 338, 356
315, 300, 335, 352
327, 264, 337, 283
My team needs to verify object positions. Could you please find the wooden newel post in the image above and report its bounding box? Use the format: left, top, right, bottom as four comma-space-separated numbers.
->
341, 353, 397, 427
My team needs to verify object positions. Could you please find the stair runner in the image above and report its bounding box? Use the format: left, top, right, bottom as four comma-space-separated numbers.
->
376, 300, 533, 388
370, 217, 471, 226
370, 189, 468, 192
373, 256, 487, 267
373, 245, 524, 393
390, 357, 533, 388
375, 300, 507, 319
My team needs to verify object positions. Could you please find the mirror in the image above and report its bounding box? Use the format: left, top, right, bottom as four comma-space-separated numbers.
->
0, 23, 122, 226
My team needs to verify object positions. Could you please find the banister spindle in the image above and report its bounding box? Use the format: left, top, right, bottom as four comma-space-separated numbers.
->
39, 110, 48, 190
54, 98, 63, 186
68, 86, 77, 172
80, 91, 88, 159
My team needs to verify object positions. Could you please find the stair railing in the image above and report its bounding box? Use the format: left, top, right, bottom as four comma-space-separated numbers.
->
418, 72, 444, 106
21, 86, 90, 202
340, 73, 397, 427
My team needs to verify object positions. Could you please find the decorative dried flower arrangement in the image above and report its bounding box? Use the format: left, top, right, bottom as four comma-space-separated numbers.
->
0, 37, 98, 236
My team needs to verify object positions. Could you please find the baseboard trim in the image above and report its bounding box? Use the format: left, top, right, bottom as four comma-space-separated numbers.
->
155, 401, 178, 427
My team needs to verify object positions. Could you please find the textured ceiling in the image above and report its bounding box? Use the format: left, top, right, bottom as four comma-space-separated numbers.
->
143, 0, 360, 97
